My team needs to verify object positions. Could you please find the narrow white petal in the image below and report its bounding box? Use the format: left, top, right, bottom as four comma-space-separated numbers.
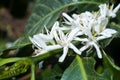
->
59, 27, 71, 30
74, 37, 89, 42
58, 29, 66, 41
99, 4, 107, 17
44, 26, 49, 35
29, 37, 41, 49
72, 14, 79, 19
85, 29, 92, 39
47, 45, 62, 51
113, 3, 120, 13
96, 36, 107, 41
59, 46, 68, 62
38, 34, 52, 41
33, 35, 47, 49
76, 32, 84, 36
92, 42, 102, 58
100, 29, 117, 37
63, 18, 71, 25
29, 36, 46, 49
69, 43, 81, 55
97, 17, 108, 33
62, 13, 73, 22
79, 44, 90, 52
51, 21, 59, 34
67, 27, 81, 41
53, 29, 60, 42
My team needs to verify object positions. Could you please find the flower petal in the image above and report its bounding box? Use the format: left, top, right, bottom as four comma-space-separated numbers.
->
33, 34, 47, 49
69, 43, 81, 55
92, 42, 102, 58
74, 37, 89, 42
96, 36, 107, 41
38, 34, 52, 41
50, 21, 59, 35
99, 4, 107, 17
62, 13, 73, 22
67, 27, 81, 41
59, 46, 68, 62
79, 43, 90, 52
113, 3, 120, 13
100, 28, 117, 37
29, 37, 41, 49
47, 45, 62, 51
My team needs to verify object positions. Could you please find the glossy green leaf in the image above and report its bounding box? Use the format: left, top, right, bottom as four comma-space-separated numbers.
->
40, 64, 62, 80
103, 50, 120, 80
110, 22, 120, 38
0, 57, 28, 66
0, 60, 30, 80
0, 36, 31, 56
61, 55, 113, 80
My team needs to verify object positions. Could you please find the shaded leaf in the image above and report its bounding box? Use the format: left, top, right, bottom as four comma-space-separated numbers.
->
110, 22, 120, 38
0, 57, 28, 66
0, 36, 30, 56
61, 55, 113, 80
40, 64, 62, 80
103, 50, 120, 80
0, 60, 30, 80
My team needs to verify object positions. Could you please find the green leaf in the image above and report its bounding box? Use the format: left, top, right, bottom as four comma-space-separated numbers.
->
0, 39, 7, 50
0, 36, 31, 56
40, 64, 62, 80
0, 57, 28, 66
61, 56, 88, 80
116, 11, 120, 23
103, 50, 120, 80
0, 60, 30, 80
110, 22, 120, 38
61, 55, 113, 80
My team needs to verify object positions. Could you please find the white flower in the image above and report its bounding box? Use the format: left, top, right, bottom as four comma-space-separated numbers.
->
29, 22, 62, 56
29, 21, 80, 62
99, 3, 120, 18
73, 4, 118, 59
75, 27, 117, 58
62, 12, 95, 36
54, 25, 81, 62
29, 3, 119, 62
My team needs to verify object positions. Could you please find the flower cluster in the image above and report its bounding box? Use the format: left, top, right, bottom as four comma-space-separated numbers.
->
29, 4, 120, 62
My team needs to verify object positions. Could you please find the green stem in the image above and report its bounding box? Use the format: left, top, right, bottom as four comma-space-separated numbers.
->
31, 62, 35, 80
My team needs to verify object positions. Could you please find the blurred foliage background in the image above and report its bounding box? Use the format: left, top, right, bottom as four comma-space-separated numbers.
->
0, 0, 34, 50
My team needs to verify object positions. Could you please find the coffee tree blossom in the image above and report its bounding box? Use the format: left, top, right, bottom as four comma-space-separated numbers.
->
62, 11, 95, 36
62, 3, 119, 59
99, 3, 120, 18
54, 26, 81, 62
29, 22, 62, 56
29, 3, 120, 62
30, 21, 81, 62
75, 28, 117, 58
